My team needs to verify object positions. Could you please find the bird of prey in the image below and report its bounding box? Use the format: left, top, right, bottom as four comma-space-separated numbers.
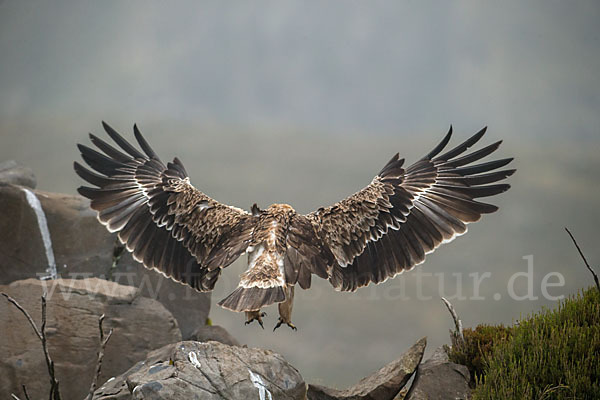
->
75, 123, 514, 331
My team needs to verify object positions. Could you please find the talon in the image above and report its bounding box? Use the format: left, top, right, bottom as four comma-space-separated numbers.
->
245, 310, 266, 329
273, 318, 297, 331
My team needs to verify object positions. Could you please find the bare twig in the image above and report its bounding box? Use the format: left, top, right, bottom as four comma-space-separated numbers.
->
565, 228, 600, 294
10, 394, 21, 400
1, 293, 61, 400
86, 314, 114, 400
442, 297, 464, 344
2, 293, 42, 340
22, 385, 31, 400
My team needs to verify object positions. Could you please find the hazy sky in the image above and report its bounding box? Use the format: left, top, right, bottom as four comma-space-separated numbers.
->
1, 0, 599, 388
1, 1, 599, 139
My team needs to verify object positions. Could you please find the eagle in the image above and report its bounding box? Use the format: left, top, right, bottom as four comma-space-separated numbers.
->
75, 123, 514, 330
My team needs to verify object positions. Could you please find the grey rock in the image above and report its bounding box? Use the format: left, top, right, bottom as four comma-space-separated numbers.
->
113, 253, 211, 340
92, 341, 307, 400
0, 278, 181, 400
0, 183, 211, 338
403, 346, 471, 400
186, 324, 241, 346
308, 337, 427, 400
0, 160, 36, 188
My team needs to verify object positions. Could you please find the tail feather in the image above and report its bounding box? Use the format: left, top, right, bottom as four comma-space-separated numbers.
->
218, 286, 285, 312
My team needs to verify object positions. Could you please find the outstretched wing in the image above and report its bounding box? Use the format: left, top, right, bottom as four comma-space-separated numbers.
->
307, 127, 515, 292
75, 122, 255, 291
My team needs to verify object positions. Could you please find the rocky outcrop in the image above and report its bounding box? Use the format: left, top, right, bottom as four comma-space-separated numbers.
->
403, 346, 471, 400
308, 337, 427, 400
0, 181, 210, 338
0, 278, 181, 400
186, 324, 241, 346
92, 341, 307, 400
0, 160, 36, 188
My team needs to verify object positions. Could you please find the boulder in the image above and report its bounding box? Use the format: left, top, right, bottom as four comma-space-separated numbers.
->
92, 341, 307, 400
308, 337, 426, 400
0, 182, 211, 338
0, 160, 36, 188
402, 346, 471, 400
186, 324, 241, 346
0, 278, 181, 400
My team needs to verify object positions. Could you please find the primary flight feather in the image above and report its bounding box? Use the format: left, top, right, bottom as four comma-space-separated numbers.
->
75, 123, 514, 330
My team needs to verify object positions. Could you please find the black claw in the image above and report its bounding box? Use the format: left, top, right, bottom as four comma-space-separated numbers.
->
273, 318, 297, 332
245, 314, 265, 329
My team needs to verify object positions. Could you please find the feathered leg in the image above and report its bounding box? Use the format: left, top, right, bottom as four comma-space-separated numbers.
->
274, 286, 297, 331
245, 310, 266, 329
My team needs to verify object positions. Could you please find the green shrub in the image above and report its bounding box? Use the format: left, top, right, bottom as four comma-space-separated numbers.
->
446, 324, 513, 386
472, 286, 600, 400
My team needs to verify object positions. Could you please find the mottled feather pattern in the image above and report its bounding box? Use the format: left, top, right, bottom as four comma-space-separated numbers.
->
316, 126, 515, 292
75, 122, 252, 292
75, 123, 514, 315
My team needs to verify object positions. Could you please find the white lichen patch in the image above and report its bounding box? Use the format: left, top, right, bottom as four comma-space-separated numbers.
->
248, 369, 273, 400
21, 188, 57, 280
188, 351, 201, 369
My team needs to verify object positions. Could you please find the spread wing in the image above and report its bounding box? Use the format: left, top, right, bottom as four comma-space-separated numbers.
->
74, 122, 255, 291
307, 127, 515, 292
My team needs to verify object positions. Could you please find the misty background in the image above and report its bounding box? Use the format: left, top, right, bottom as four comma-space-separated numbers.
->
1, 1, 599, 387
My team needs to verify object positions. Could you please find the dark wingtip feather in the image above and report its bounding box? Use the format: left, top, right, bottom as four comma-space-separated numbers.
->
172, 157, 188, 176
460, 183, 512, 198
134, 124, 158, 159
102, 122, 146, 159
76, 187, 86, 198
77, 185, 99, 199
444, 140, 503, 168
89, 133, 132, 163
436, 126, 487, 161
423, 125, 453, 160
101, 121, 118, 138
77, 143, 126, 175
379, 153, 405, 177
461, 168, 516, 185
480, 203, 499, 214
452, 157, 514, 176
74, 161, 111, 187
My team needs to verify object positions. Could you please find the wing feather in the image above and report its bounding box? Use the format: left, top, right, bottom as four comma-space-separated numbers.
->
75, 122, 255, 291
307, 127, 514, 291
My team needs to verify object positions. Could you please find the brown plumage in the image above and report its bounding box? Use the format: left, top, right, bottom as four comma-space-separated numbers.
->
75, 123, 514, 330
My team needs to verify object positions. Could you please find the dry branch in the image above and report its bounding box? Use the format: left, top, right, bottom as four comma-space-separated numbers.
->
565, 227, 600, 294
11, 385, 32, 400
441, 297, 464, 345
1, 292, 61, 400
22, 385, 31, 400
86, 314, 114, 400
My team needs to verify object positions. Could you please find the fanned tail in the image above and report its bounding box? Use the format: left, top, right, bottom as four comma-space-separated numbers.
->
218, 286, 285, 312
